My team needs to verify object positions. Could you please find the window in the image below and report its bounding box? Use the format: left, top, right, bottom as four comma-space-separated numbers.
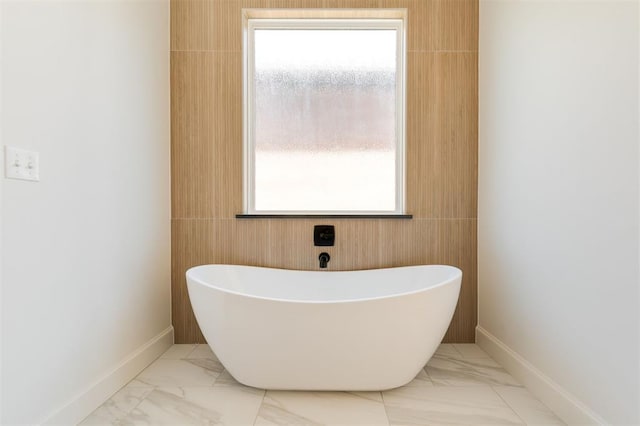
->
243, 10, 406, 215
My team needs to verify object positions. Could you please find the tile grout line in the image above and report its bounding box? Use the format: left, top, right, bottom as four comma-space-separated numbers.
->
449, 343, 464, 358
212, 368, 225, 386
252, 389, 268, 426
380, 390, 393, 426
184, 343, 199, 359
423, 365, 434, 383
85, 383, 155, 424
119, 386, 156, 422
492, 384, 566, 425
491, 386, 529, 426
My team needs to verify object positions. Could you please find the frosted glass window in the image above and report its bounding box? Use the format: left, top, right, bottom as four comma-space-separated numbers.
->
244, 17, 405, 214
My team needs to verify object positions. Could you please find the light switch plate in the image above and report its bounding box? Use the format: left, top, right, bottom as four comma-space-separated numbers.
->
5, 146, 40, 181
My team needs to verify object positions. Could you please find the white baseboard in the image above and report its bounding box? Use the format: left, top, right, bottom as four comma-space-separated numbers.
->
476, 326, 606, 425
42, 326, 174, 425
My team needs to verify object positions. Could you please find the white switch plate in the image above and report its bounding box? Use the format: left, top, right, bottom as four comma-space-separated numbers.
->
5, 146, 40, 181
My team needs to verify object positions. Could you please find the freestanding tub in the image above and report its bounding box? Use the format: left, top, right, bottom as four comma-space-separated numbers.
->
186, 264, 461, 391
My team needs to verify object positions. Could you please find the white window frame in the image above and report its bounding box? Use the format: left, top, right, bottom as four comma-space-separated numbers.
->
242, 9, 407, 216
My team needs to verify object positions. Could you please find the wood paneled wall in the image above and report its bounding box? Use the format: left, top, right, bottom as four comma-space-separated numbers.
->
171, 0, 478, 343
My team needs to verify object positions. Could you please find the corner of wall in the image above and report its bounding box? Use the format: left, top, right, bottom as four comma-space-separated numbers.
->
476, 326, 606, 425
42, 327, 173, 425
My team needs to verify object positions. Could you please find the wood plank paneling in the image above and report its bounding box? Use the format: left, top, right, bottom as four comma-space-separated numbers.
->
171, 0, 479, 343
379, 0, 478, 52
171, 0, 266, 52
171, 1, 217, 51
212, 0, 263, 52
267, 0, 325, 8
212, 52, 243, 217
379, 0, 433, 52
322, 0, 380, 8
171, 219, 212, 343
265, 219, 385, 271
171, 51, 216, 219
430, 0, 479, 52
171, 51, 242, 218
171, 0, 479, 52
406, 52, 478, 218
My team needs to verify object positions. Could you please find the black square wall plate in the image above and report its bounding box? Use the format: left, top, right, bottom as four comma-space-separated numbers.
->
314, 225, 335, 246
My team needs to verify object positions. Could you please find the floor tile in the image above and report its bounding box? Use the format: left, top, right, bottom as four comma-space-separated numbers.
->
159, 344, 196, 360
135, 359, 221, 387
186, 344, 219, 360
493, 386, 565, 425
426, 354, 522, 387
382, 386, 524, 425
348, 391, 384, 403
434, 344, 461, 358
184, 357, 224, 374
403, 369, 434, 387
213, 369, 266, 392
214, 369, 243, 387
87, 345, 567, 426
121, 386, 264, 425
127, 379, 155, 388
255, 391, 389, 425
453, 344, 491, 359
79, 384, 153, 425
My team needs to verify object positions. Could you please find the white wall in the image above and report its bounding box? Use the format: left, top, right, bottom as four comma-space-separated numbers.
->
0, 1, 171, 424
0, 2, 4, 422
479, 0, 639, 424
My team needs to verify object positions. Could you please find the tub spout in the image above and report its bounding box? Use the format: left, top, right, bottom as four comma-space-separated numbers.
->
319, 252, 330, 269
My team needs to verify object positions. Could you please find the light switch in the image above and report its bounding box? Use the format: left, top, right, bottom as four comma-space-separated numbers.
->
5, 146, 39, 181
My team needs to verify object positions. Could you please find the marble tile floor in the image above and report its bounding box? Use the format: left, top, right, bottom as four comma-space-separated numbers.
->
80, 343, 564, 426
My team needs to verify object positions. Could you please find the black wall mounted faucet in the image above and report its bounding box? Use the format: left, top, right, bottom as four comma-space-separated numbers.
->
319, 252, 330, 269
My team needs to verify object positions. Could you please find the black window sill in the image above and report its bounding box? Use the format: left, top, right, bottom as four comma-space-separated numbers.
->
235, 214, 413, 219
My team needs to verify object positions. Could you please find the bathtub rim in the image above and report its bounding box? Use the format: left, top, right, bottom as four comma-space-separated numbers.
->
186, 264, 462, 305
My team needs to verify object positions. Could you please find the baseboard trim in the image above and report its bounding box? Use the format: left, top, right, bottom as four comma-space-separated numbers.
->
42, 326, 174, 425
476, 326, 606, 425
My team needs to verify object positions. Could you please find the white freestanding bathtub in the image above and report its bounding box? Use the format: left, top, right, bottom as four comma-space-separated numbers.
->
186, 264, 461, 391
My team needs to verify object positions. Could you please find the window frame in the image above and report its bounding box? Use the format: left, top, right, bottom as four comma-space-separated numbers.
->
242, 10, 407, 216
